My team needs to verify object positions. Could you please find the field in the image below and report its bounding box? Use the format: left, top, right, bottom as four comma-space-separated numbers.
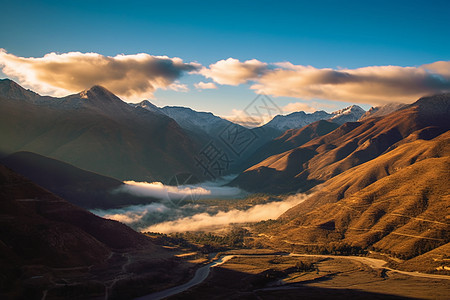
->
170, 253, 450, 299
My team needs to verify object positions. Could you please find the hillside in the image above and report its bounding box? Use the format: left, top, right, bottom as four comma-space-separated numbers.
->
0, 164, 187, 299
241, 120, 340, 171
253, 130, 449, 271
1, 151, 156, 209
232, 94, 450, 193
0, 79, 202, 182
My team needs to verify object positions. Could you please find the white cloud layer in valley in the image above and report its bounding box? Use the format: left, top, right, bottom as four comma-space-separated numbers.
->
92, 178, 308, 233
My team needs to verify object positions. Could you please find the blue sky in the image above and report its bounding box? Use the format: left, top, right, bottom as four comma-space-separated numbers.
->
1, 0, 449, 118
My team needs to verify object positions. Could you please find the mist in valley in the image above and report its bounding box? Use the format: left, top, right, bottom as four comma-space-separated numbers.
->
92, 176, 308, 233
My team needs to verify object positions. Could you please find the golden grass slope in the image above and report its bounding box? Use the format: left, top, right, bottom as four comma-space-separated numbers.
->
235, 94, 450, 193
271, 131, 449, 261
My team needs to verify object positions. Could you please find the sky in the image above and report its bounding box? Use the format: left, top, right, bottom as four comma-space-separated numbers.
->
1, 0, 449, 122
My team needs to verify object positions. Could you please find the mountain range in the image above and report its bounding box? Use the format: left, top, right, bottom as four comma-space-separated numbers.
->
0, 79, 371, 182
232, 94, 450, 193
1, 79, 449, 298
261, 105, 365, 132
0, 79, 201, 182
237, 93, 450, 267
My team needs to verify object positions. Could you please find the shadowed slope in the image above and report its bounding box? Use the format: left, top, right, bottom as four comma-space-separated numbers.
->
0, 164, 186, 299
1, 151, 157, 209
0, 79, 201, 182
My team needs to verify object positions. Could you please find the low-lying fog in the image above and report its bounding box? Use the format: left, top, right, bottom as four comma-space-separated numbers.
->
92, 176, 308, 233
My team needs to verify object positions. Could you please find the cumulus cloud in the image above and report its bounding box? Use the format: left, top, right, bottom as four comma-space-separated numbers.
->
252, 63, 450, 104
194, 81, 218, 89
142, 193, 308, 233
421, 61, 450, 77
200, 58, 450, 105
199, 58, 268, 85
0, 49, 200, 101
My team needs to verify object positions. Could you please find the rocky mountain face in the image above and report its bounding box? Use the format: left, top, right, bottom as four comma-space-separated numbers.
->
0, 79, 202, 182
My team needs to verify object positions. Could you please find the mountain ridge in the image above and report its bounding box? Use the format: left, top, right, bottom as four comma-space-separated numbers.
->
232, 93, 450, 193
0, 80, 203, 182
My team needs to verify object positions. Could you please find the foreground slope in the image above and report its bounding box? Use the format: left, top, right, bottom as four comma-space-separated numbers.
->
0, 165, 187, 299
0, 79, 201, 182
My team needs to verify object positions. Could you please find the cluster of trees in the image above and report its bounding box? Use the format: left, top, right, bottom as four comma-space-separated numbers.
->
145, 228, 251, 253
288, 243, 367, 256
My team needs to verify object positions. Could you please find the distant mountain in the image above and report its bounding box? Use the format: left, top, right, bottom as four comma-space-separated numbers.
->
0, 79, 202, 182
161, 106, 235, 136
261, 110, 331, 132
359, 103, 406, 120
1, 151, 157, 209
132, 101, 365, 175
329, 105, 366, 124
232, 94, 450, 193
261, 105, 365, 132
133, 100, 282, 175
0, 164, 180, 299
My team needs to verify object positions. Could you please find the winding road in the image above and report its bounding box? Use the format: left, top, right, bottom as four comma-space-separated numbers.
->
134, 253, 450, 300
134, 255, 234, 300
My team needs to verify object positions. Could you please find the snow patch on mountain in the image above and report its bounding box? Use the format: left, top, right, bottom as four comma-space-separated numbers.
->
262, 105, 365, 131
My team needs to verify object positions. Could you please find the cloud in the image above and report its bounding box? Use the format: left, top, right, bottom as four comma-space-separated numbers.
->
0, 49, 200, 101
252, 63, 450, 104
116, 176, 244, 204
199, 58, 268, 85
194, 81, 218, 89
200, 58, 450, 105
282, 102, 317, 113
142, 193, 308, 233
93, 179, 307, 234
421, 61, 450, 77
168, 81, 190, 92
224, 108, 271, 128
92, 176, 258, 231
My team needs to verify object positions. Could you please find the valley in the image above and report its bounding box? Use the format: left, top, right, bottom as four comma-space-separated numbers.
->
0, 80, 448, 299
